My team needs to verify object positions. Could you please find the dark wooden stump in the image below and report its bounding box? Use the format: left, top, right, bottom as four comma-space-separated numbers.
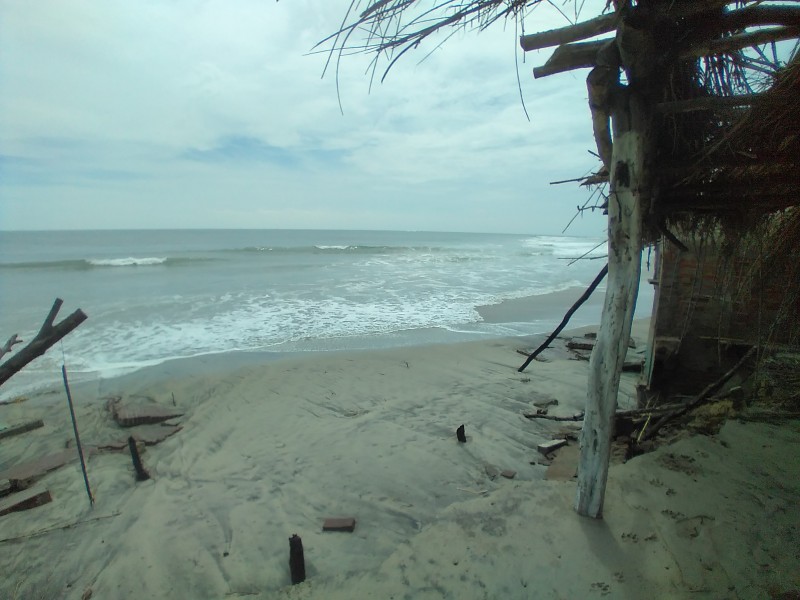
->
128, 437, 150, 481
456, 424, 466, 443
289, 533, 305, 584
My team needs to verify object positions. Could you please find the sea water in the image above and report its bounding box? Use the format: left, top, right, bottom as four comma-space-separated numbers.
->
0, 229, 653, 398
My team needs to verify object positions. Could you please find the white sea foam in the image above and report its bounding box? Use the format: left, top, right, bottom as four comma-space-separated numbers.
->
86, 257, 167, 267
0, 230, 653, 395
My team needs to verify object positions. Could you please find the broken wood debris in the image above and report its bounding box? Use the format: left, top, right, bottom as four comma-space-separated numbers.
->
524, 411, 585, 422
109, 397, 183, 427
128, 437, 150, 482
538, 439, 568, 455
0, 418, 44, 441
0, 486, 52, 517
0, 449, 82, 492
0, 298, 87, 388
567, 339, 596, 351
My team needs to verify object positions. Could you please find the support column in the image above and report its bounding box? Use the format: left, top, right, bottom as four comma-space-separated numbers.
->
575, 88, 646, 518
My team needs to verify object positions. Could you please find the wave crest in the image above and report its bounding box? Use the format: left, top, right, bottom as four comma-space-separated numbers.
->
86, 257, 167, 267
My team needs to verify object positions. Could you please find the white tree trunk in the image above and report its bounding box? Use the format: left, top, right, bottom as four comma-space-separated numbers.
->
575, 89, 645, 518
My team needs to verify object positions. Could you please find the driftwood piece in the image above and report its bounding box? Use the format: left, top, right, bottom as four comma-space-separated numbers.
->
0, 486, 52, 517
518, 264, 608, 372
0, 419, 44, 441
567, 339, 596, 351
524, 411, 585, 422
0, 299, 87, 388
538, 439, 568, 455
0, 334, 23, 360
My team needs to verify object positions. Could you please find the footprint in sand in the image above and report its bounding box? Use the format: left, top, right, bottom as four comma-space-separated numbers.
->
590, 581, 612, 596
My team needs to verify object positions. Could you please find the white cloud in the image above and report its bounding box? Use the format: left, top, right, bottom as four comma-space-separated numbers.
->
0, 0, 610, 234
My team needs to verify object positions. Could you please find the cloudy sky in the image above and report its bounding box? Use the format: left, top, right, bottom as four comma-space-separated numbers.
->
0, 0, 610, 235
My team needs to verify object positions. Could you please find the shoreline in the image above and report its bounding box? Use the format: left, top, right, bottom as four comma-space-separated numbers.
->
2, 318, 797, 599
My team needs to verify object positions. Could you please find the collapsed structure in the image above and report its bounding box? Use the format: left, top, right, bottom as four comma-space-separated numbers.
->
326, 0, 800, 517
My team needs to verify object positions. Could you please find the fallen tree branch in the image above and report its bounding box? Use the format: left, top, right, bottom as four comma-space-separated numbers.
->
518, 264, 608, 372
0, 335, 23, 360
0, 299, 87, 388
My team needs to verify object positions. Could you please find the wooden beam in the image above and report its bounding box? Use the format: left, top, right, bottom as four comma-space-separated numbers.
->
656, 93, 761, 113
533, 39, 611, 79
576, 87, 647, 519
720, 5, 800, 33
683, 26, 800, 59
520, 13, 618, 52
0, 419, 44, 441
587, 65, 617, 170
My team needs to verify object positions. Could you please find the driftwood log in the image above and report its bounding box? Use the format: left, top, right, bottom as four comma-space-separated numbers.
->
0, 299, 87, 388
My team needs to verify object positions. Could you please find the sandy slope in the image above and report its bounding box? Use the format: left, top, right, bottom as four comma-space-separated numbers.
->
1, 323, 798, 600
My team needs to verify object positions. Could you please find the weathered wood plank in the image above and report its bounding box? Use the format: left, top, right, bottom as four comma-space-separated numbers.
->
538, 439, 568, 455
0, 486, 52, 517
0, 419, 44, 441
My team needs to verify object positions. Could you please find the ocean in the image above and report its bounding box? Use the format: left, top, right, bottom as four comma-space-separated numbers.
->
0, 229, 653, 399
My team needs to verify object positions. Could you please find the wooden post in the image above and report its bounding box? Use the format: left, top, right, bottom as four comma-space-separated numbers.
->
128, 437, 150, 482
289, 534, 305, 584
575, 87, 646, 519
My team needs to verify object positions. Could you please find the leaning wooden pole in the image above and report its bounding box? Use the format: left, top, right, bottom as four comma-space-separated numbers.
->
518, 263, 608, 372
575, 87, 645, 519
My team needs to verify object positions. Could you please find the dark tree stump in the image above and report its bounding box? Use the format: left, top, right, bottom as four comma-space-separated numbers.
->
289, 533, 305, 584
128, 437, 150, 481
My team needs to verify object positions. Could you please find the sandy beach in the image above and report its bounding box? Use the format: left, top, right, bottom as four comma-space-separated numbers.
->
1, 320, 798, 599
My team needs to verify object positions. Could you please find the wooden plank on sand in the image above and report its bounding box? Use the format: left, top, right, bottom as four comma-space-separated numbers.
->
0, 486, 52, 517
0, 419, 44, 441
322, 517, 357, 532
538, 439, 568, 455
0, 449, 78, 488
110, 401, 183, 427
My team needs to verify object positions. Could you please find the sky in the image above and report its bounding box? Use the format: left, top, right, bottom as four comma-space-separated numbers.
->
0, 0, 611, 236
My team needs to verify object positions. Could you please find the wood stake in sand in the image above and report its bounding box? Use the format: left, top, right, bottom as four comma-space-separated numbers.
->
289, 534, 305, 584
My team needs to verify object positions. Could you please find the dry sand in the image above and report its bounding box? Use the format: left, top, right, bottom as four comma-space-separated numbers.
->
1, 321, 798, 599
